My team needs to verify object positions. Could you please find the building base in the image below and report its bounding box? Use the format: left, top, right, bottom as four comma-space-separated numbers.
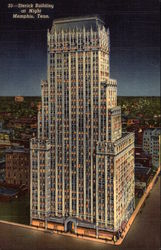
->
31, 219, 116, 241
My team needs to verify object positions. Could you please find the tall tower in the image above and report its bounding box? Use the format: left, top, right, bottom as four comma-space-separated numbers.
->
30, 16, 135, 238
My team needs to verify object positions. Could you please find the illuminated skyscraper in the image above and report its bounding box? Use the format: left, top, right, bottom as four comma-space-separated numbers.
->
30, 16, 135, 238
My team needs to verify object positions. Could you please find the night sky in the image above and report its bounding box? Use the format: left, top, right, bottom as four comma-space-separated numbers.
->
0, 0, 160, 96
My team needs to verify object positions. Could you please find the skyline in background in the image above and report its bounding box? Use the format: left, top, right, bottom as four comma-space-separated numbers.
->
0, 0, 160, 96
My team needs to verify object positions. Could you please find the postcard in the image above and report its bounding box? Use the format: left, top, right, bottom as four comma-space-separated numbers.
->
0, 1, 160, 249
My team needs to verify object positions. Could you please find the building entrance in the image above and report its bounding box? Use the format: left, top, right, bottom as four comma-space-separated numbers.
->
64, 218, 77, 233
66, 221, 74, 233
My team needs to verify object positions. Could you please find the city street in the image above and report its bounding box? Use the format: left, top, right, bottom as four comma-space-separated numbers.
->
0, 177, 160, 250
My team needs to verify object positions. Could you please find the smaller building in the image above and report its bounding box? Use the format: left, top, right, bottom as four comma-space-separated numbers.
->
0, 133, 11, 148
135, 164, 151, 184
135, 163, 151, 197
127, 119, 140, 127
15, 96, 24, 103
135, 146, 152, 168
152, 131, 161, 168
143, 128, 154, 155
5, 147, 30, 188
143, 128, 161, 168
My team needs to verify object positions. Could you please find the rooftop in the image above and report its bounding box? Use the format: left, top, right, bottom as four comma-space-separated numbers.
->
51, 15, 105, 32
5, 146, 29, 154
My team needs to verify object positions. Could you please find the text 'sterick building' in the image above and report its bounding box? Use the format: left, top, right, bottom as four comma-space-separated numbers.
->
30, 16, 135, 238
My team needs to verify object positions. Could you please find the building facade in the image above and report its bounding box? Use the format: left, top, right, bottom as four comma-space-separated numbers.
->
143, 128, 161, 168
6, 147, 30, 187
30, 16, 135, 238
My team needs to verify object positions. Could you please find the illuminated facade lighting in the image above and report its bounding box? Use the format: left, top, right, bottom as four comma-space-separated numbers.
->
30, 16, 135, 237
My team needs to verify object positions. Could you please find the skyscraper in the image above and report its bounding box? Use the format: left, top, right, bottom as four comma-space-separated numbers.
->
30, 16, 135, 239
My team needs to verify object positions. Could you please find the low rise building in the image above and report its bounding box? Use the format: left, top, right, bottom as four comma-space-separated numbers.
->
5, 147, 30, 188
0, 133, 11, 148
152, 131, 161, 168
135, 146, 152, 168
143, 128, 161, 168
135, 164, 151, 183
143, 129, 154, 154
15, 96, 24, 103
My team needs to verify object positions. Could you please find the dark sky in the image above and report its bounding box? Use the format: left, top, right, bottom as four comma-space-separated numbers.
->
0, 0, 160, 96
